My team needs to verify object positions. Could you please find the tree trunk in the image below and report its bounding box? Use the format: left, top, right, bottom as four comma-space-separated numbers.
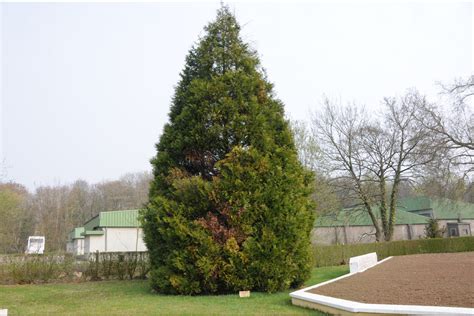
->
386, 173, 401, 241
362, 199, 382, 242
379, 174, 389, 240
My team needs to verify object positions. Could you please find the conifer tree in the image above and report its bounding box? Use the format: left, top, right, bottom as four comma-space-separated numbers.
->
141, 6, 315, 294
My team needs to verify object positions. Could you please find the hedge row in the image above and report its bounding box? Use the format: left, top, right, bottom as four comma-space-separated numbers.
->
0, 254, 78, 284
86, 251, 149, 281
313, 236, 474, 267
0, 252, 150, 285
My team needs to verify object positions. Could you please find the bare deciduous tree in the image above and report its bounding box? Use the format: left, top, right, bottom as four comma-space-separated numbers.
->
312, 100, 385, 240
312, 91, 438, 241
0, 183, 34, 253
416, 76, 474, 177
290, 120, 341, 215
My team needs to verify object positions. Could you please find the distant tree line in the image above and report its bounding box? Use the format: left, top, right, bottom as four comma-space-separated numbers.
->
0, 172, 152, 253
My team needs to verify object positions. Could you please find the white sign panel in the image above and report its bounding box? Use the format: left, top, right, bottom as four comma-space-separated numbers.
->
26, 236, 45, 254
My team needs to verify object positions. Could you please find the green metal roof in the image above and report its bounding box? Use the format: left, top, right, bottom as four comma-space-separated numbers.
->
399, 197, 474, 220
81, 230, 104, 236
83, 214, 100, 231
69, 227, 85, 240
398, 196, 432, 211
315, 206, 429, 227
83, 209, 140, 231
99, 209, 140, 227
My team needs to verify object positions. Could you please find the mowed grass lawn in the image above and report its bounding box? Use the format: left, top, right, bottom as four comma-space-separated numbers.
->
0, 265, 347, 315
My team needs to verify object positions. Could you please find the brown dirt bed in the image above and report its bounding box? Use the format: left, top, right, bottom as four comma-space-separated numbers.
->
308, 252, 474, 308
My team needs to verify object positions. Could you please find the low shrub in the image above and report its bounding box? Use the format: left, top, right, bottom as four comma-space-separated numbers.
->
313, 236, 474, 267
84, 251, 149, 281
116, 254, 126, 280
85, 252, 101, 281
100, 253, 114, 280
136, 252, 150, 279
0, 251, 149, 284
0, 253, 76, 284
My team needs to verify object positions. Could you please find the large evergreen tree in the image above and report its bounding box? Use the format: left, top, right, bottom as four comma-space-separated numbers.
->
141, 6, 315, 294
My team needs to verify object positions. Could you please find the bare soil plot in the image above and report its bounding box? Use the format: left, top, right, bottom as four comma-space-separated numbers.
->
308, 252, 474, 308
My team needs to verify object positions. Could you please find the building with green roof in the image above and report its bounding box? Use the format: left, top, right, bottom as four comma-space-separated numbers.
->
399, 197, 473, 238
66, 227, 85, 255
67, 209, 147, 255
313, 205, 430, 245
315, 207, 429, 227
313, 197, 473, 245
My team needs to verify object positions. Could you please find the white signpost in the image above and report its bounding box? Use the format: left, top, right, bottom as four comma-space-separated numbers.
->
26, 236, 45, 254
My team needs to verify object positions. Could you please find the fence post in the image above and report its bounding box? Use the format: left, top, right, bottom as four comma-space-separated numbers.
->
95, 250, 100, 280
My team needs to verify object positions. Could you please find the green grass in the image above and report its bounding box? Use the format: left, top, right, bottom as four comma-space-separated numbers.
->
0, 265, 348, 315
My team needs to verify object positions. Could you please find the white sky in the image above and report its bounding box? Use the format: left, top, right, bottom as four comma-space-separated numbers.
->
1, 1, 472, 190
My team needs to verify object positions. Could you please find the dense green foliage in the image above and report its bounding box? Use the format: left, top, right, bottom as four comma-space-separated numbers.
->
141, 7, 315, 294
313, 236, 474, 267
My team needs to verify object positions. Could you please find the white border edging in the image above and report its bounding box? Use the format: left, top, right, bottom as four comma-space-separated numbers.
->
0, 309, 7, 316
349, 252, 378, 273
290, 256, 474, 315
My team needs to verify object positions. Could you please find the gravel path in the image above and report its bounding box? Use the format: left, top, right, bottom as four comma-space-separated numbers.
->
308, 252, 474, 308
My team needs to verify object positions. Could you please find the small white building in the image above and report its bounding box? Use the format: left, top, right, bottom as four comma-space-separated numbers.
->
68, 209, 147, 255
66, 227, 85, 255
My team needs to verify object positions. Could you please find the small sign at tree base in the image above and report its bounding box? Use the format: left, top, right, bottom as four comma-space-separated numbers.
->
239, 291, 250, 298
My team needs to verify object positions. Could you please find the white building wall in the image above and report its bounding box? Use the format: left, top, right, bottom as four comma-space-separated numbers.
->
66, 241, 74, 253
83, 228, 147, 254
312, 224, 427, 245
67, 239, 84, 255
84, 235, 106, 254
73, 239, 84, 255
104, 228, 147, 252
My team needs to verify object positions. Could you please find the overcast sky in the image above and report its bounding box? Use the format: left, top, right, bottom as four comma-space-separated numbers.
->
1, 2, 472, 190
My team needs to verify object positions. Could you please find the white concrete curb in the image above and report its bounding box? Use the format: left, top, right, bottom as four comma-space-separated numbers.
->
349, 252, 378, 273
290, 256, 474, 315
0, 309, 7, 316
